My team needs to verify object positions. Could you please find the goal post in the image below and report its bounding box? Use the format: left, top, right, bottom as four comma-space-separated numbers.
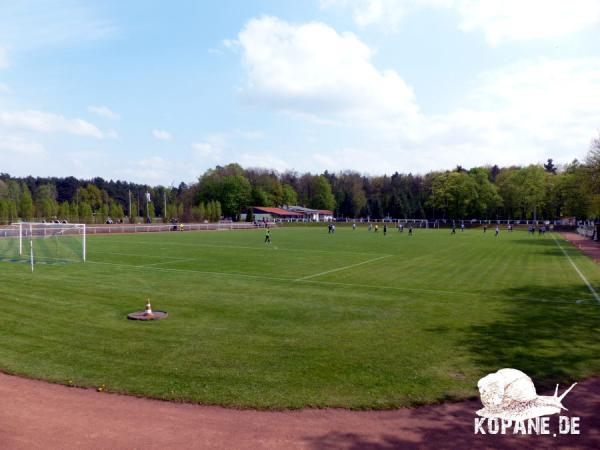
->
0, 222, 86, 265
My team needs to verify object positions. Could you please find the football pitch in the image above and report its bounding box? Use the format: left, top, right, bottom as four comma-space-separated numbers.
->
1, 225, 600, 409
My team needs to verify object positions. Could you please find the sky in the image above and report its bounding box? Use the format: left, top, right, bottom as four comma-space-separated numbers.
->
1, 0, 600, 185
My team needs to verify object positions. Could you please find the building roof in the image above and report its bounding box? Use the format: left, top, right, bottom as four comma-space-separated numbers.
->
286, 206, 318, 213
252, 206, 303, 216
317, 210, 334, 215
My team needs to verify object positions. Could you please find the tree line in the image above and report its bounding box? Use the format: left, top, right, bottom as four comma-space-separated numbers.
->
1, 139, 599, 224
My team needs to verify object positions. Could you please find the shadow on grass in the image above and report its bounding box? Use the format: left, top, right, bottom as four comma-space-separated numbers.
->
510, 238, 558, 246
462, 284, 600, 390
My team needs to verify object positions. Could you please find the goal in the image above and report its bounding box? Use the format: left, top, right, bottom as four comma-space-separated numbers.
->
0, 222, 86, 266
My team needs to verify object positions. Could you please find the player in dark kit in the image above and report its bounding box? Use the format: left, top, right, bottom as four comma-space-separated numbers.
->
408, 225, 413, 236
451, 224, 456, 235
383, 224, 387, 235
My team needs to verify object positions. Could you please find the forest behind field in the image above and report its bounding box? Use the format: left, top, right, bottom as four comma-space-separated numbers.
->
1, 139, 599, 224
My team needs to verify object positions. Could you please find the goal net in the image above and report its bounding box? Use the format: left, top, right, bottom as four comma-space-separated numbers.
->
0, 223, 86, 265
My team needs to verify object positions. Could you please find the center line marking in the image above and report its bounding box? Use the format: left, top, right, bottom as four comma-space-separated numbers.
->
552, 234, 600, 303
295, 255, 392, 281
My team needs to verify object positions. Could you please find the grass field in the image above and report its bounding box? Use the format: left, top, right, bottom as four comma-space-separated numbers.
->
1, 225, 600, 409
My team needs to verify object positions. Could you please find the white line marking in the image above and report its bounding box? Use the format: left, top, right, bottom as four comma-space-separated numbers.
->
141, 258, 198, 267
295, 255, 392, 281
552, 234, 600, 303
92, 250, 182, 260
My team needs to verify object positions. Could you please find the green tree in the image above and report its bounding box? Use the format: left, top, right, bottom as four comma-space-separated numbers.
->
0, 199, 9, 224
58, 201, 70, 220
69, 202, 79, 222
428, 171, 478, 219
109, 202, 124, 220
468, 168, 502, 218
308, 175, 335, 211
20, 184, 34, 220
281, 184, 298, 206
214, 200, 222, 221
206, 202, 214, 222
35, 184, 58, 219
584, 138, 600, 218
78, 202, 93, 223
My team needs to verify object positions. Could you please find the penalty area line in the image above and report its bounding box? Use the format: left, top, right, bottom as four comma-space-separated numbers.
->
295, 255, 392, 281
552, 234, 600, 303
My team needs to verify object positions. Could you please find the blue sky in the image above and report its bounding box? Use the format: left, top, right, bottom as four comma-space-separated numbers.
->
1, 0, 600, 185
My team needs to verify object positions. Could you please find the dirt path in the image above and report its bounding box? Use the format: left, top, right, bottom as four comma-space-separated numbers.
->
1, 372, 599, 449
560, 232, 600, 264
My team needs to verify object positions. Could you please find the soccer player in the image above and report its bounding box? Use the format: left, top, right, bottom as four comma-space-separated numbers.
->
461, 222, 465, 232
374, 224, 379, 232
451, 224, 456, 235
368, 223, 372, 232
483, 225, 487, 233
352, 222, 356, 231
265, 227, 271, 243
495, 225, 499, 237
383, 224, 387, 235
408, 225, 413, 236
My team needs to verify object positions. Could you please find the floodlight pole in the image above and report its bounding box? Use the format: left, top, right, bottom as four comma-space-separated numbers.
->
82, 224, 86, 262
19, 222, 22, 256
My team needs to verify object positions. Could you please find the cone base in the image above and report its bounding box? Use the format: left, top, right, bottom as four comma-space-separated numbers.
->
127, 310, 168, 321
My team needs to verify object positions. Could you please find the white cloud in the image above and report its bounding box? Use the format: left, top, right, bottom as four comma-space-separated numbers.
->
0, 1, 116, 51
116, 156, 199, 185
236, 16, 423, 135
233, 16, 600, 175
238, 153, 289, 172
455, 0, 600, 46
236, 130, 265, 140
0, 82, 9, 93
0, 134, 46, 157
321, 0, 408, 31
0, 110, 105, 138
0, 45, 9, 69
152, 129, 172, 141
427, 57, 600, 165
88, 105, 120, 120
191, 134, 227, 159
321, 0, 600, 44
